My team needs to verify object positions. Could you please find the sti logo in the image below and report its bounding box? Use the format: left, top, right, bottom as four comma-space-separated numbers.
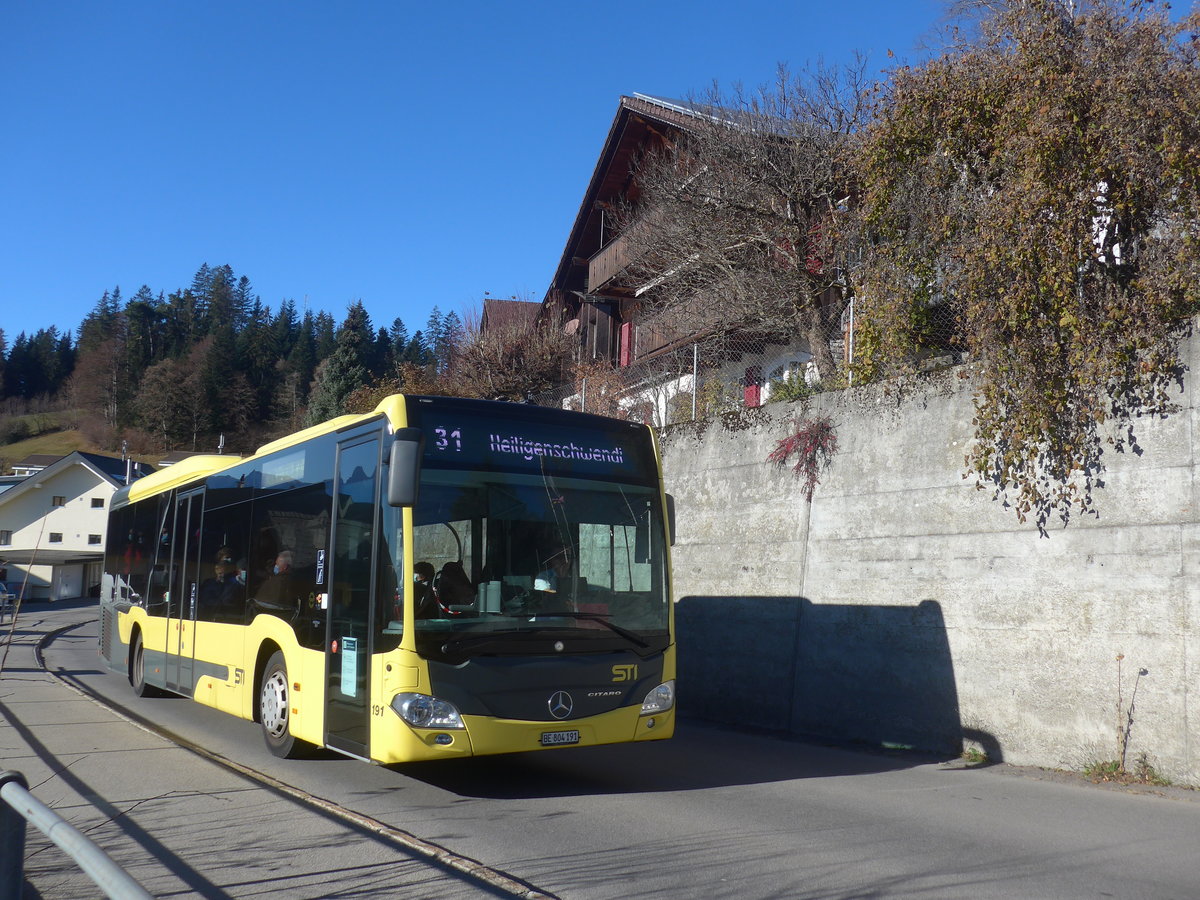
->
611, 664, 638, 682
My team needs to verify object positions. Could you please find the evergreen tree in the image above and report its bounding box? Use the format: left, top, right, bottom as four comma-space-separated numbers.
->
161, 290, 189, 357
190, 262, 213, 302
233, 275, 256, 331
305, 304, 371, 425
314, 311, 336, 360
189, 264, 213, 333
440, 311, 463, 373
424, 307, 446, 370
56, 332, 75, 390
77, 289, 121, 354
5, 333, 31, 398
203, 324, 254, 444
403, 330, 429, 366
338, 301, 374, 359
238, 299, 279, 420
206, 264, 237, 334
388, 317, 409, 366
277, 309, 317, 425
289, 310, 319, 399
164, 288, 206, 352
125, 286, 165, 383
28, 328, 68, 397
373, 326, 392, 376
273, 299, 299, 360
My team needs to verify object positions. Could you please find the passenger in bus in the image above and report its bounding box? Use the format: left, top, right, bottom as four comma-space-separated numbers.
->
254, 550, 299, 618
199, 560, 243, 619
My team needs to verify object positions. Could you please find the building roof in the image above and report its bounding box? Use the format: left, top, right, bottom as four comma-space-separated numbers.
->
158, 450, 201, 467
545, 95, 700, 302
480, 298, 541, 334
0, 451, 151, 510
75, 452, 153, 483
0, 549, 103, 566
12, 454, 62, 470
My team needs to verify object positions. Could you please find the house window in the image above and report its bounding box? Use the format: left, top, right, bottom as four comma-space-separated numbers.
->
48, 533, 63, 543
0, 531, 10, 546
52, 496, 66, 507
91, 498, 105, 509
88, 534, 102, 545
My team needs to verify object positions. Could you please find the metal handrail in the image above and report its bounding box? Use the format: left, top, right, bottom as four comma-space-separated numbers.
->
0, 770, 153, 899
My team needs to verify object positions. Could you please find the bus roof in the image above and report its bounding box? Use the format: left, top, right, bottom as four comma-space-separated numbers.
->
113, 393, 651, 507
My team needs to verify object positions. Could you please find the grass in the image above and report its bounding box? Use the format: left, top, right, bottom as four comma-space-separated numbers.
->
1083, 753, 1171, 786
0, 426, 89, 470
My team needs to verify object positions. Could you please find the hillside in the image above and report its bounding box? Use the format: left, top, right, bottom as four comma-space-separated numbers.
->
0, 412, 158, 474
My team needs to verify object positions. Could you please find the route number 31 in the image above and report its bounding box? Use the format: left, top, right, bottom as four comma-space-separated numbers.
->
434, 426, 462, 452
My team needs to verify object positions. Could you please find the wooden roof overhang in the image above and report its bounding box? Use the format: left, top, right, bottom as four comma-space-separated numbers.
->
544, 95, 699, 317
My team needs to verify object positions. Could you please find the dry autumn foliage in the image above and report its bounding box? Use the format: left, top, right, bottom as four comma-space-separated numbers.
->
856, 0, 1200, 530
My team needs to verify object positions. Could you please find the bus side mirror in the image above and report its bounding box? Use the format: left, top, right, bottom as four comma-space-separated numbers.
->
665, 493, 676, 546
387, 428, 424, 507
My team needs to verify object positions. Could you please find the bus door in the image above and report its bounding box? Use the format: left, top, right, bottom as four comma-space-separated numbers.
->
166, 488, 203, 694
325, 433, 380, 757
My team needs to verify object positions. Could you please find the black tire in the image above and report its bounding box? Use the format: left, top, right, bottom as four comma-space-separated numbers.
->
260, 650, 307, 758
129, 632, 163, 698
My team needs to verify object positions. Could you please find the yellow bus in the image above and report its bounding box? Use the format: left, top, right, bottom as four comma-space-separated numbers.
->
99, 395, 676, 763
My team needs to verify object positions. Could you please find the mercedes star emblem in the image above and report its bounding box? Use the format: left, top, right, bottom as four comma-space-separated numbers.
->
548, 690, 574, 719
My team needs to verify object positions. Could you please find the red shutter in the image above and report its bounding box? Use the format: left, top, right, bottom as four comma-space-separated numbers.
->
744, 365, 762, 407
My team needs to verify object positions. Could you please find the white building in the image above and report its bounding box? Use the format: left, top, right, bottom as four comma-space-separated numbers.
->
0, 452, 151, 601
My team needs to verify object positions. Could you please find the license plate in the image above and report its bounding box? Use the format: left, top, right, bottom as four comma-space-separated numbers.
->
541, 730, 581, 746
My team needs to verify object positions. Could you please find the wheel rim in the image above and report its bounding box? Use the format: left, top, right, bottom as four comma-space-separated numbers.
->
262, 670, 289, 739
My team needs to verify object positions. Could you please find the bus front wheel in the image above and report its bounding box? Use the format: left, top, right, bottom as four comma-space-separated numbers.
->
260, 651, 306, 758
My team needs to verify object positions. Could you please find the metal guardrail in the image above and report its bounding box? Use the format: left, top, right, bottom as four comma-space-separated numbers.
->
0, 769, 153, 899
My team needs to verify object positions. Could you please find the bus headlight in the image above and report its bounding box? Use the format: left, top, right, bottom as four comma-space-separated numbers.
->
640, 680, 675, 715
391, 693, 465, 729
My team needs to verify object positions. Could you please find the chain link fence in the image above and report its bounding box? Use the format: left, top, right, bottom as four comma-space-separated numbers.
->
530, 298, 959, 428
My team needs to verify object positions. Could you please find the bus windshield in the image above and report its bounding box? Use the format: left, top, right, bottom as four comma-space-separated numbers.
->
401, 467, 670, 663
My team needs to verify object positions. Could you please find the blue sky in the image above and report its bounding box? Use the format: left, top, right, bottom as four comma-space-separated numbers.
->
1, 1, 943, 343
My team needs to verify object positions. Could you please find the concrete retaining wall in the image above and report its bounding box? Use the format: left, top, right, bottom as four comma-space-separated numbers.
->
663, 330, 1200, 783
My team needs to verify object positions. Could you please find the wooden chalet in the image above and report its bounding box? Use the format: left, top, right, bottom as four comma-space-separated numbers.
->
542, 94, 706, 370
479, 297, 541, 335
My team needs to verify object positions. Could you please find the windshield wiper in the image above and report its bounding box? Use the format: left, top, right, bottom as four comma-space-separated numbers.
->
528, 612, 649, 648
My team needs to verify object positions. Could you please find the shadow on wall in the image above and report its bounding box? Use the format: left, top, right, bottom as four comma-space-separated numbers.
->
677, 596, 987, 758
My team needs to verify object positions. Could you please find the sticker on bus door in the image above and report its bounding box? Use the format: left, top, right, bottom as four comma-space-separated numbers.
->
316, 549, 326, 585
340, 636, 357, 697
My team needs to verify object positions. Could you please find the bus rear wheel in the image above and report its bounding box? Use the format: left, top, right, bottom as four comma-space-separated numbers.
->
260, 651, 307, 758
129, 632, 163, 698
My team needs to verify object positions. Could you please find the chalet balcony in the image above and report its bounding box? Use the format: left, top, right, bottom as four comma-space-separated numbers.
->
588, 232, 633, 293
634, 315, 693, 361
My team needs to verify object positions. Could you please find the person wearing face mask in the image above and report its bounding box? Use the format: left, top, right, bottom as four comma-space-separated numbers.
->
254, 550, 298, 619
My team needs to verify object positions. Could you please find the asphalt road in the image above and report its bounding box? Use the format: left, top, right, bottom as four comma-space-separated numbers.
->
40, 613, 1200, 899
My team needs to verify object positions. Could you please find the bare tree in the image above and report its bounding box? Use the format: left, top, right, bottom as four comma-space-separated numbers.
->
619, 62, 872, 381
68, 335, 130, 449
446, 306, 573, 401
